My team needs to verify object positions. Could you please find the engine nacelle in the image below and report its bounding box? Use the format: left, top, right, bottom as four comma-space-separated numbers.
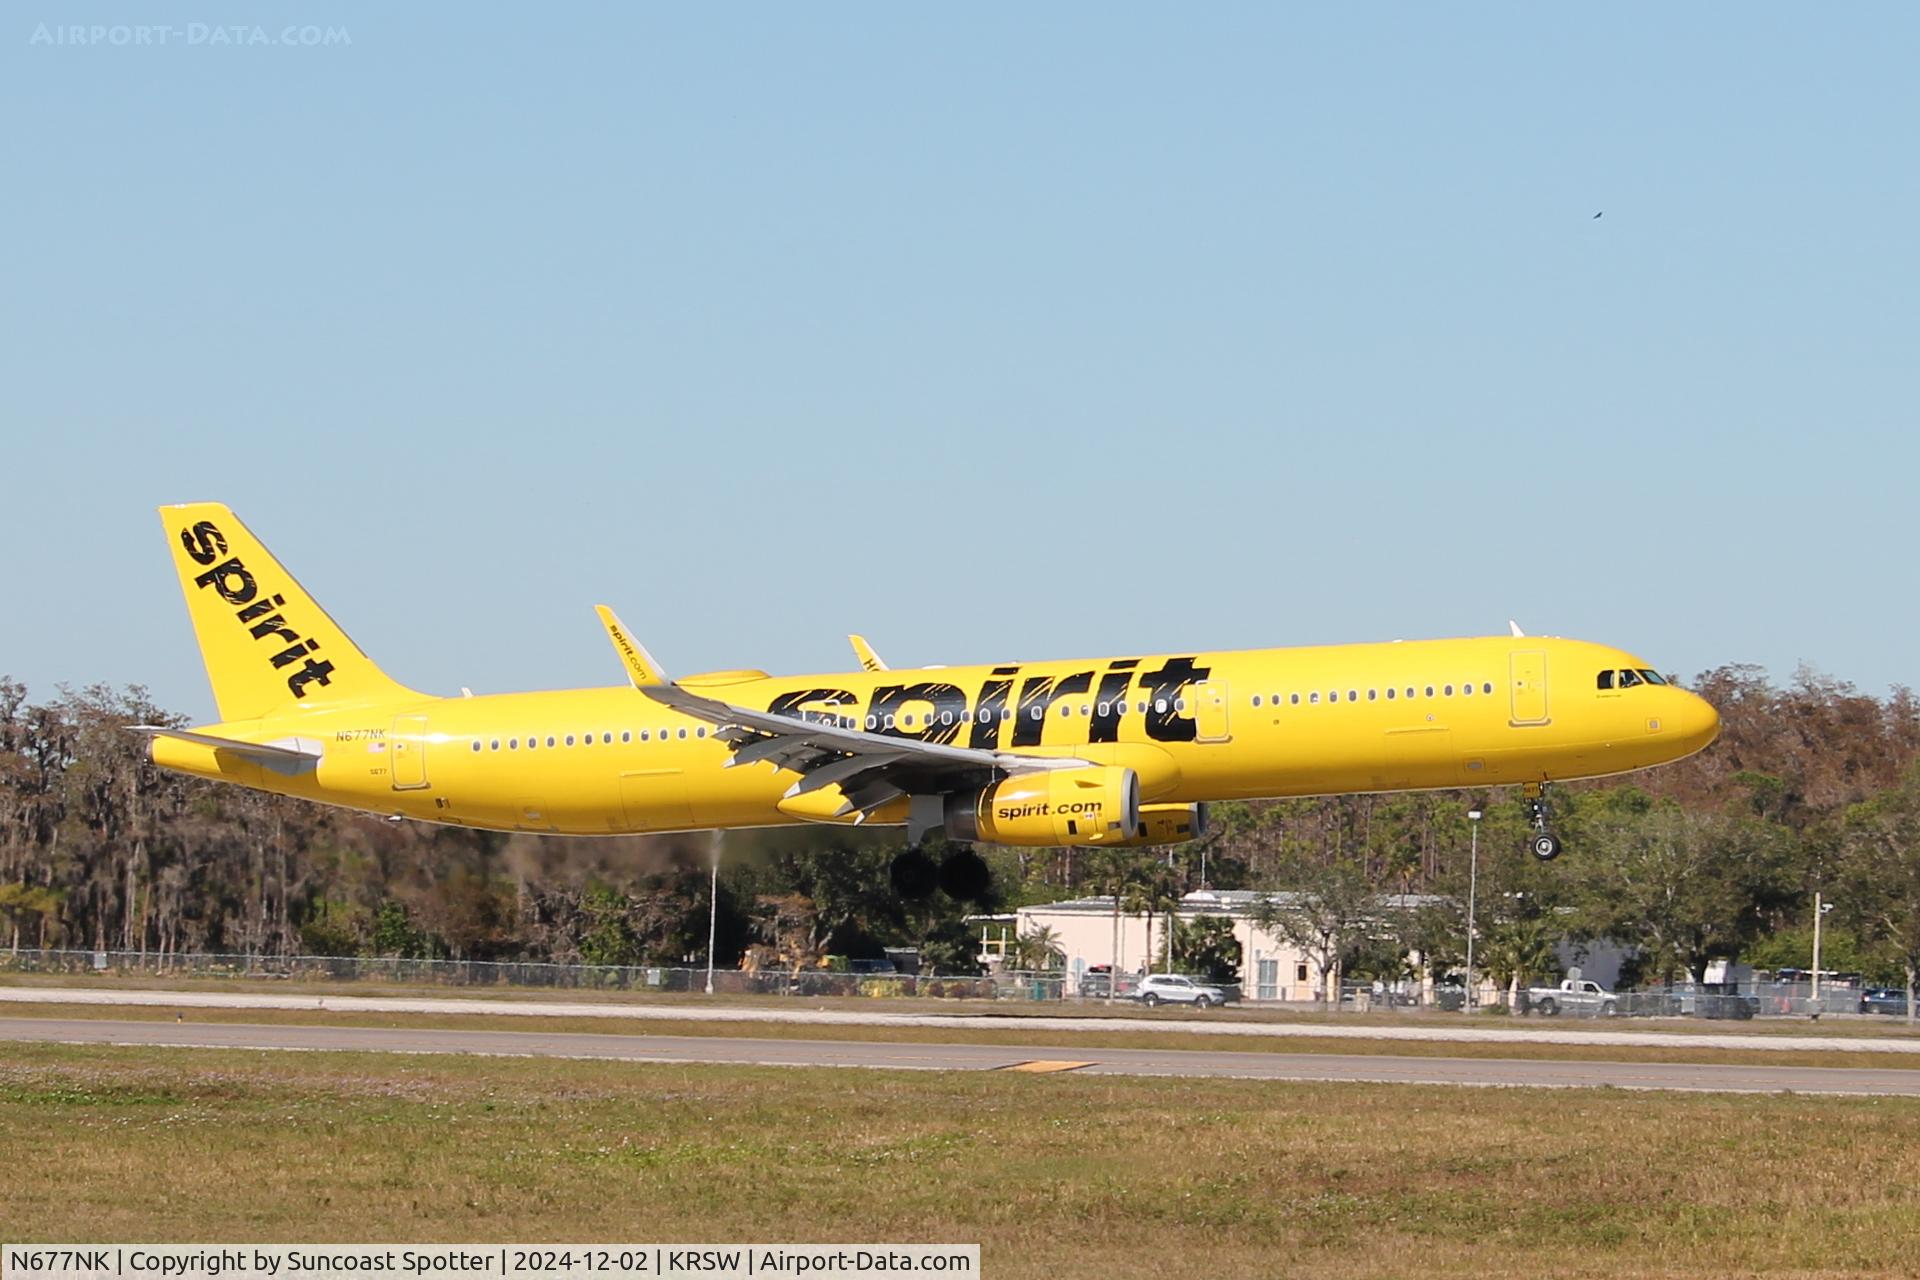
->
1113, 802, 1209, 847
947, 766, 1141, 847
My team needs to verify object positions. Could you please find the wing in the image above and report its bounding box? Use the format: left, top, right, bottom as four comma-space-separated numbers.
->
848, 634, 888, 672
638, 682, 1092, 822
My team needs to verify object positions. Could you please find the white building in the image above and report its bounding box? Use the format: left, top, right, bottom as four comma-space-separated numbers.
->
1015, 889, 1446, 1002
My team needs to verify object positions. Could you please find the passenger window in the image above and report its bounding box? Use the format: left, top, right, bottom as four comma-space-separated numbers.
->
1406, 687, 1416, 699
603, 732, 612, 744
490, 739, 500, 750
1386, 688, 1395, 700
1368, 689, 1377, 701
470, 740, 480, 752
1251, 696, 1262, 708
1462, 682, 1472, 697
546, 736, 555, 748
1328, 691, 1338, 703
621, 731, 631, 743
1424, 686, 1434, 698
1483, 682, 1492, 694
678, 728, 688, 739
1175, 698, 1187, 713
508, 738, 518, 750
1444, 685, 1453, 696
565, 735, 575, 746
1597, 671, 1614, 690
1155, 699, 1168, 714
1348, 690, 1357, 702
1309, 692, 1320, 704
1058, 705, 1071, 718
1290, 693, 1300, 705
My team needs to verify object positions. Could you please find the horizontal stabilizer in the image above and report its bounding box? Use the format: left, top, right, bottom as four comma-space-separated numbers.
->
129, 726, 322, 776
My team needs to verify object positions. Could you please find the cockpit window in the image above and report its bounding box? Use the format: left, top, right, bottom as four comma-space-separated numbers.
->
1596, 671, 1614, 690
1638, 669, 1668, 686
1617, 669, 1643, 689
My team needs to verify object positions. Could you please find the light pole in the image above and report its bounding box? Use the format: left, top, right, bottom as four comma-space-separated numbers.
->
1464, 807, 1483, 1013
705, 830, 721, 996
1811, 891, 1834, 1016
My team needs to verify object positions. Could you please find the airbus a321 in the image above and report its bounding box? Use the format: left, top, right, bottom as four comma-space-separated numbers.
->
141, 504, 1720, 897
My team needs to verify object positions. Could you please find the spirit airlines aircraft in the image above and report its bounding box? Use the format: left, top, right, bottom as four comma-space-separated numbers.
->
141, 504, 1719, 896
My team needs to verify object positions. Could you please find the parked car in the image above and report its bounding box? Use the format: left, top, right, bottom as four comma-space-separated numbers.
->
1688, 984, 1758, 1020
1527, 979, 1620, 1017
1133, 973, 1236, 1009
1860, 987, 1911, 1016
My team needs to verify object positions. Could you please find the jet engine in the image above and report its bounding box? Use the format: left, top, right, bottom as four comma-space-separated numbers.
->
946, 765, 1140, 847
1114, 802, 1209, 846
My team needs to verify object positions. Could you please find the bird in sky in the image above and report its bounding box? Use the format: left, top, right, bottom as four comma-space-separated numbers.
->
1593, 211, 1604, 219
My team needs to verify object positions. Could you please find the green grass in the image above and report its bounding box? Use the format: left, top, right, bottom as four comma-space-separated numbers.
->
3, 1042, 1918, 1278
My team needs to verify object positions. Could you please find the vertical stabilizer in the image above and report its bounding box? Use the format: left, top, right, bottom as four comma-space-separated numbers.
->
159, 503, 419, 721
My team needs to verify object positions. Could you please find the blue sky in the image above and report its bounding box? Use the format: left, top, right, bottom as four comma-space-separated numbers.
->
3, 5, 1914, 723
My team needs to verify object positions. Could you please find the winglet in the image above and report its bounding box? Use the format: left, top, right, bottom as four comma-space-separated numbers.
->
1509, 620, 1527, 638
595, 605, 669, 687
849, 634, 888, 673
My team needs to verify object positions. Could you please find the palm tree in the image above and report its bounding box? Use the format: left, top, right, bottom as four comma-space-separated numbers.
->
1012, 924, 1064, 972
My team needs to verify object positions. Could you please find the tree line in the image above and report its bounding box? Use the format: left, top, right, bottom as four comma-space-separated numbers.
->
1, 666, 1917, 995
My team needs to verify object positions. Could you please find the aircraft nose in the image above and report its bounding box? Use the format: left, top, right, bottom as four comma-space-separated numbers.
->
1676, 691, 1721, 752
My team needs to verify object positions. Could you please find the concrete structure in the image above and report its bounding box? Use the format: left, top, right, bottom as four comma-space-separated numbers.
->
1015, 889, 1448, 1002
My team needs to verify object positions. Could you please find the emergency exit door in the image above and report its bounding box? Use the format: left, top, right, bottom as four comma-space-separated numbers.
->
1191, 681, 1232, 742
1509, 651, 1550, 726
390, 714, 430, 790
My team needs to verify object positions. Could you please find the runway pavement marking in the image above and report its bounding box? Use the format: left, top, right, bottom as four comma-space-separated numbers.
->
1000, 1060, 1096, 1073
7, 985, 1920, 1055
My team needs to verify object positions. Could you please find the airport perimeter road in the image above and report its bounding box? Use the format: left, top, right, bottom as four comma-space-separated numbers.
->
7, 1016, 1920, 1096
8, 985, 1920, 1053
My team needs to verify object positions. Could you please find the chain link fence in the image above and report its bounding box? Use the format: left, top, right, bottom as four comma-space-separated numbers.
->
0, 948, 1071, 1000
2, 949, 1912, 1020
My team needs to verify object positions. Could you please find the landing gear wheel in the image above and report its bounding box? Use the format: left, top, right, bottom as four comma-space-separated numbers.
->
937, 848, 992, 902
889, 849, 938, 899
1523, 783, 1563, 862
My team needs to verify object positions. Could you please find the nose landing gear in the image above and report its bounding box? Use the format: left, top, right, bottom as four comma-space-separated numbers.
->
1524, 783, 1563, 861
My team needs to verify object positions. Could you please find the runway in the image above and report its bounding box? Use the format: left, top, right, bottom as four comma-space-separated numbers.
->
7, 1016, 1920, 1095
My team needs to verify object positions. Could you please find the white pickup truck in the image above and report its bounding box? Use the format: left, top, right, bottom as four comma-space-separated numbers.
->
1527, 978, 1620, 1017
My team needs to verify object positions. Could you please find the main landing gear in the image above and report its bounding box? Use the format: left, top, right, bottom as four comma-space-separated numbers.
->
1524, 782, 1563, 862
889, 846, 992, 902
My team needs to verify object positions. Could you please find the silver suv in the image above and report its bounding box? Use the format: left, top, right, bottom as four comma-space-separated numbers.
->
1134, 973, 1233, 1010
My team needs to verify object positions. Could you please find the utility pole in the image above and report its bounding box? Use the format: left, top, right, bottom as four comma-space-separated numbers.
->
1811, 891, 1833, 1016
705, 830, 721, 996
1464, 807, 1483, 1013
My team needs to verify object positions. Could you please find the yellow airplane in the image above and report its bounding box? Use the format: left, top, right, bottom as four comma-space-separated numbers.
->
141, 503, 1719, 895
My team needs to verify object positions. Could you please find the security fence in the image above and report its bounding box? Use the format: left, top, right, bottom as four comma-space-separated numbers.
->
1, 949, 1911, 1019
0, 948, 1065, 1000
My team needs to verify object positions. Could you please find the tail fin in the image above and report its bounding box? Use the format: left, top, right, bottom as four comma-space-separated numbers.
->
159, 503, 419, 721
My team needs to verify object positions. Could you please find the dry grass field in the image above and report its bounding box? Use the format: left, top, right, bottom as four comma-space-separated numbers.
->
5, 1041, 1920, 1279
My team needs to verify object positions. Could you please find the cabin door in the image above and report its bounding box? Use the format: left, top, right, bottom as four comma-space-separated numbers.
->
390, 714, 430, 789
1509, 651, 1550, 726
